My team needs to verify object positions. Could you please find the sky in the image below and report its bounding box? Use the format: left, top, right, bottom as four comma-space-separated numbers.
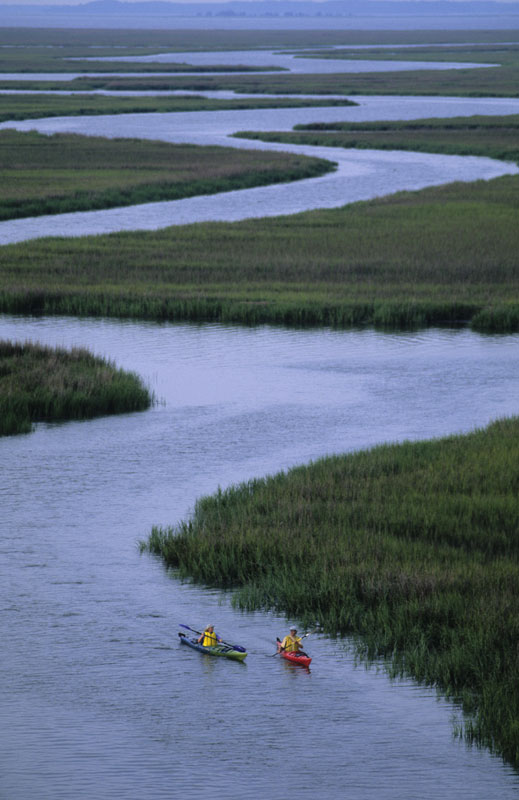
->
5, 0, 519, 5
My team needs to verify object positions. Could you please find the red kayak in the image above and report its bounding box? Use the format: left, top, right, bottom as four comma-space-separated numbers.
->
281, 650, 312, 667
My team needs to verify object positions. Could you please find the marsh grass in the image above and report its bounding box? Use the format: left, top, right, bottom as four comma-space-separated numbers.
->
0, 130, 334, 220
0, 339, 153, 436
23, 41, 519, 98
0, 94, 356, 125
34, 65, 519, 98
1, 173, 518, 331
0, 41, 284, 74
143, 417, 519, 767
239, 113, 519, 164
1, 39, 519, 332
2, 30, 519, 96
0, 28, 519, 96
4, 28, 519, 49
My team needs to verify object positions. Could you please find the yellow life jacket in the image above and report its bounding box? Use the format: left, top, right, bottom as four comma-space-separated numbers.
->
282, 634, 301, 653
202, 629, 218, 647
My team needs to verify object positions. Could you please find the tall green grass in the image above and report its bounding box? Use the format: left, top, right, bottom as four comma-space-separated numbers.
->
1, 173, 518, 332
4, 27, 518, 49
24, 42, 519, 98
36, 63, 518, 98
143, 416, 519, 768
0, 95, 356, 125
0, 130, 334, 220
0, 339, 153, 436
0, 39, 283, 74
238, 113, 519, 164
2, 29, 519, 97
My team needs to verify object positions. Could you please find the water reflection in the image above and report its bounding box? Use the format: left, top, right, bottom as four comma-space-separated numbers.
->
1, 315, 518, 798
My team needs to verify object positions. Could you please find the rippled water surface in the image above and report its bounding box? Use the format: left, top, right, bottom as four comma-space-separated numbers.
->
1, 315, 519, 799
1, 94, 519, 244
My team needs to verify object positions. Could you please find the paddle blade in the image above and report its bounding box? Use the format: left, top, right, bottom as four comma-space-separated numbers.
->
180, 624, 201, 635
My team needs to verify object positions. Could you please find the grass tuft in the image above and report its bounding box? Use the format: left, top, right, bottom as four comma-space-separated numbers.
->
0, 339, 153, 436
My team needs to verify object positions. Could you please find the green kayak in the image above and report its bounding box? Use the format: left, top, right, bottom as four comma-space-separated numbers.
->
178, 632, 247, 662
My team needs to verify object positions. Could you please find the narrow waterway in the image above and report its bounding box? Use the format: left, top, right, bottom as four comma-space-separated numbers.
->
1, 315, 519, 799
1, 94, 519, 244
77, 47, 497, 73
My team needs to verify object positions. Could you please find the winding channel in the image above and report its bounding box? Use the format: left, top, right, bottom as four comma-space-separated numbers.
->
1, 94, 519, 244
2, 318, 519, 800
76, 46, 498, 73
2, 50, 519, 799
1, 46, 518, 243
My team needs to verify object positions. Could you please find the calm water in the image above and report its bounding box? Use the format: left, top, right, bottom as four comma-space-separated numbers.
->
80, 47, 497, 73
1, 94, 519, 244
1, 315, 519, 799
0, 40, 499, 83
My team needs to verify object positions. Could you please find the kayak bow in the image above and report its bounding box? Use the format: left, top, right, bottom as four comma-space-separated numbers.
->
178, 632, 247, 662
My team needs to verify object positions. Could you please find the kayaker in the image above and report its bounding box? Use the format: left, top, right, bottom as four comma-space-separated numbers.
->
198, 625, 221, 647
278, 626, 303, 654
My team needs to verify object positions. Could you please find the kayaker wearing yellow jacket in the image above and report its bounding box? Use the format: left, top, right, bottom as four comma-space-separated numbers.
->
198, 625, 221, 647
278, 626, 303, 653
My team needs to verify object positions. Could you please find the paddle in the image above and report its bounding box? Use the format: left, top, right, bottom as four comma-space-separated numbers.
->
271, 630, 316, 657
179, 623, 247, 653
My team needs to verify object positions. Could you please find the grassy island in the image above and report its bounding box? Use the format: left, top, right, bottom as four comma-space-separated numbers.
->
2, 29, 519, 98
0, 95, 357, 126
0, 340, 153, 436
144, 416, 519, 767
4, 111, 517, 331
16, 39, 517, 99
0, 129, 334, 221
1, 168, 518, 332
237, 112, 519, 164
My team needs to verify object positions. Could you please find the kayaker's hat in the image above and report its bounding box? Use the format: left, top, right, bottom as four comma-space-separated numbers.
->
290, 626, 297, 631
